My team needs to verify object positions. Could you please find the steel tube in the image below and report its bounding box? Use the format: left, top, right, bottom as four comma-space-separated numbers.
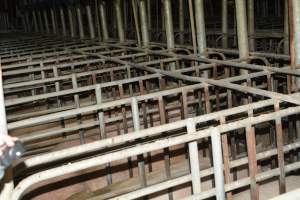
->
194, 0, 207, 77
187, 118, 201, 194
179, 0, 184, 44
114, 0, 125, 43
139, 0, 149, 47
76, 7, 84, 38
43, 9, 50, 33
248, 0, 255, 51
292, 0, 300, 87
0, 60, 14, 200
99, 1, 109, 41
235, 0, 249, 74
68, 7, 75, 37
131, 97, 147, 188
194, 0, 206, 57
86, 5, 95, 39
131, 0, 142, 46
50, 8, 57, 34
37, 10, 44, 33
284, 0, 289, 54
32, 10, 38, 32
222, 0, 228, 48
59, 7, 67, 37
163, 0, 175, 49
211, 128, 225, 200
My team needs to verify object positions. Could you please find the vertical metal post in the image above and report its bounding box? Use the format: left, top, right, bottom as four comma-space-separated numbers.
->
292, 0, 300, 88
132, 0, 142, 46
94, 0, 102, 40
188, 0, 197, 54
274, 103, 286, 194
131, 97, 147, 188
147, 0, 151, 36
95, 85, 113, 185
248, 0, 255, 51
179, 0, 185, 44
0, 61, 14, 200
222, 0, 228, 48
163, 0, 176, 72
68, 7, 75, 37
194, 0, 208, 77
246, 125, 259, 200
235, 0, 249, 75
139, 0, 149, 47
86, 4, 95, 39
220, 117, 232, 200
186, 118, 202, 194
115, 0, 125, 42
50, 8, 57, 34
37, 10, 44, 33
99, 1, 109, 41
43, 9, 50, 33
291, 0, 300, 158
59, 7, 67, 37
211, 128, 225, 200
32, 10, 39, 32
21, 12, 27, 32
163, 0, 175, 49
76, 6, 85, 39
284, 0, 289, 54
25, 11, 31, 32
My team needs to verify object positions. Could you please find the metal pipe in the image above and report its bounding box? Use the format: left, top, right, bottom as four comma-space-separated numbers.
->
37, 10, 44, 33
0, 61, 14, 200
147, 0, 151, 34
25, 11, 31, 32
76, 6, 85, 38
211, 128, 225, 200
163, 0, 175, 72
187, 118, 201, 194
67, 7, 75, 37
131, 97, 147, 188
248, 0, 255, 51
131, 0, 142, 46
114, 0, 125, 42
235, 0, 249, 75
94, 0, 101, 40
292, 0, 300, 87
284, 0, 289, 54
139, 0, 149, 47
86, 5, 95, 39
194, 0, 206, 56
50, 8, 57, 34
99, 1, 109, 41
43, 9, 50, 34
222, 0, 228, 48
59, 7, 67, 37
179, 0, 185, 45
188, 0, 197, 54
163, 0, 175, 49
194, 0, 207, 77
32, 10, 38, 32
